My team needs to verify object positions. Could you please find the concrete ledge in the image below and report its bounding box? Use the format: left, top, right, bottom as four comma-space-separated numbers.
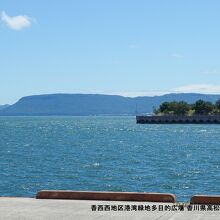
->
190, 195, 220, 204
136, 115, 220, 124
36, 190, 176, 203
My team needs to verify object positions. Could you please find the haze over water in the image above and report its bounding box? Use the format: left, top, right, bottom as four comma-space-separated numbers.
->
0, 116, 220, 202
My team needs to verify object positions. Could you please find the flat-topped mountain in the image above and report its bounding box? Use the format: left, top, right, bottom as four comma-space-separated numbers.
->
0, 104, 10, 110
1, 93, 220, 116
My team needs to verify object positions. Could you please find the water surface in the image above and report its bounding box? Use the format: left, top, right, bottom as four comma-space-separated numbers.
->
0, 116, 220, 201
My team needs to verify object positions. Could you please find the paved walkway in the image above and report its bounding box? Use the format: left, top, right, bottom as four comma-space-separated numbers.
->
0, 197, 219, 219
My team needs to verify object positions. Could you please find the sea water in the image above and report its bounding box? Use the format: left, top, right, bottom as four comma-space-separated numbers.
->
0, 116, 220, 202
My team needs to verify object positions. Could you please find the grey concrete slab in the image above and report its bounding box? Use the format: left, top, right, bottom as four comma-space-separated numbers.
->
0, 198, 220, 220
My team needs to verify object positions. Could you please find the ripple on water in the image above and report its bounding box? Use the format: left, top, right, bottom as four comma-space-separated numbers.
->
0, 116, 220, 201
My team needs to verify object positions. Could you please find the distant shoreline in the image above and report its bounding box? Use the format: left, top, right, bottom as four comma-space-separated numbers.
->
1, 93, 220, 116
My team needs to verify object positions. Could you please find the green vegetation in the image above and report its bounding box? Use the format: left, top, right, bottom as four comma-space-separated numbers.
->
154, 99, 220, 116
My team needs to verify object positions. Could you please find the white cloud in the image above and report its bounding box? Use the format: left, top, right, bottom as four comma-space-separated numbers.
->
94, 90, 170, 97
105, 84, 220, 97
0, 11, 32, 30
114, 90, 168, 97
171, 53, 184, 58
173, 84, 220, 94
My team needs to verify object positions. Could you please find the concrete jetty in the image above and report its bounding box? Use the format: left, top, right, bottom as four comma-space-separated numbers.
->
1, 191, 220, 219
1, 197, 220, 220
136, 115, 220, 124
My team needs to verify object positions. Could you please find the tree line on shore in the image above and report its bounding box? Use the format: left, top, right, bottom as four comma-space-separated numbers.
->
154, 99, 220, 116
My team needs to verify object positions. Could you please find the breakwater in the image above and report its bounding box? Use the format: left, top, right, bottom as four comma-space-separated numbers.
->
136, 115, 220, 124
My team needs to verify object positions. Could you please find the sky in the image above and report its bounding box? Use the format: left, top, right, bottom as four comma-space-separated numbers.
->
1, 0, 220, 104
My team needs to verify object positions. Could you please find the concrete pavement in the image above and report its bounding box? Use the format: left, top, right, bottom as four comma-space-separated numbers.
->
0, 197, 220, 219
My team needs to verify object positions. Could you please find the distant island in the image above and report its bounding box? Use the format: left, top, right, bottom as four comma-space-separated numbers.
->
0, 104, 10, 110
1, 93, 220, 116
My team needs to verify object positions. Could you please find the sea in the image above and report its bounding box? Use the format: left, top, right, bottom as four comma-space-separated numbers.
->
0, 116, 220, 202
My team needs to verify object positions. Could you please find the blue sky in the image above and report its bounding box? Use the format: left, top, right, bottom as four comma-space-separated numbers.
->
1, 0, 220, 104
